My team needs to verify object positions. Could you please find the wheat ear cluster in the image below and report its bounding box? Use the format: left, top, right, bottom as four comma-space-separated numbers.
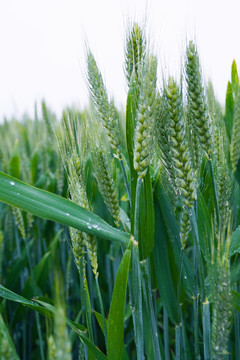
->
60, 112, 99, 277
186, 41, 212, 158
125, 22, 145, 85
134, 55, 157, 178
87, 51, 121, 155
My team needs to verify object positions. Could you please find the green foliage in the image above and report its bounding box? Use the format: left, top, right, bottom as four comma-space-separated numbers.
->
1, 24, 240, 360
107, 247, 131, 360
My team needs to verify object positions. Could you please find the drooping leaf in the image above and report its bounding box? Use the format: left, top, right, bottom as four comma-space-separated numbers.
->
0, 285, 107, 360
0, 171, 130, 245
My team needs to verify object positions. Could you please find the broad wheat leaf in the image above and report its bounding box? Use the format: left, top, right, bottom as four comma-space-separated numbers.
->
153, 197, 178, 323
134, 172, 154, 260
107, 248, 131, 360
0, 171, 130, 245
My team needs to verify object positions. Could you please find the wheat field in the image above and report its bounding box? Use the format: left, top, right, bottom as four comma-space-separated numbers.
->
0, 23, 240, 360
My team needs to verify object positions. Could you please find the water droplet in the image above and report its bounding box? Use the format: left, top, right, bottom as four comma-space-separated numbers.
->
66, 213, 70, 216
184, 275, 187, 280
10, 181, 15, 186
87, 222, 92, 230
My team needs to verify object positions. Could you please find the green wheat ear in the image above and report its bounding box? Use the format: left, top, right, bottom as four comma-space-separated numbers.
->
125, 22, 145, 86
154, 92, 181, 208
186, 41, 212, 158
47, 277, 72, 360
58, 111, 99, 277
87, 51, 122, 156
12, 207, 26, 240
92, 146, 120, 227
165, 77, 196, 248
42, 99, 55, 143
211, 227, 232, 359
134, 55, 157, 178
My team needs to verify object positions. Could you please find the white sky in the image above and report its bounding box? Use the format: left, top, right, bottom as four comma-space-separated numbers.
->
0, 0, 240, 121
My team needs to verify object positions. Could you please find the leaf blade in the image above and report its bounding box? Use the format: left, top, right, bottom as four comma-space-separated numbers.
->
0, 171, 130, 245
0, 285, 107, 360
107, 248, 131, 360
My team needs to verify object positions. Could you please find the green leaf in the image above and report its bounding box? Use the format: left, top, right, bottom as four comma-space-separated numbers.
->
153, 197, 178, 323
0, 284, 54, 322
229, 226, 240, 257
197, 193, 211, 261
130, 243, 144, 360
94, 310, 106, 334
232, 60, 240, 94
30, 149, 40, 185
0, 285, 107, 360
154, 181, 194, 297
5, 240, 34, 289
225, 81, 234, 139
9, 250, 53, 326
232, 289, 240, 313
22, 252, 52, 298
126, 84, 138, 230
93, 311, 129, 360
134, 172, 155, 260
202, 300, 212, 360
36, 300, 106, 360
0, 171, 130, 245
175, 324, 181, 360
107, 247, 132, 360
9, 146, 21, 179
141, 260, 161, 359
34, 299, 85, 334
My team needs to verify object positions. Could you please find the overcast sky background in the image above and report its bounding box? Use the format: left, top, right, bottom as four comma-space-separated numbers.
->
0, 0, 240, 121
